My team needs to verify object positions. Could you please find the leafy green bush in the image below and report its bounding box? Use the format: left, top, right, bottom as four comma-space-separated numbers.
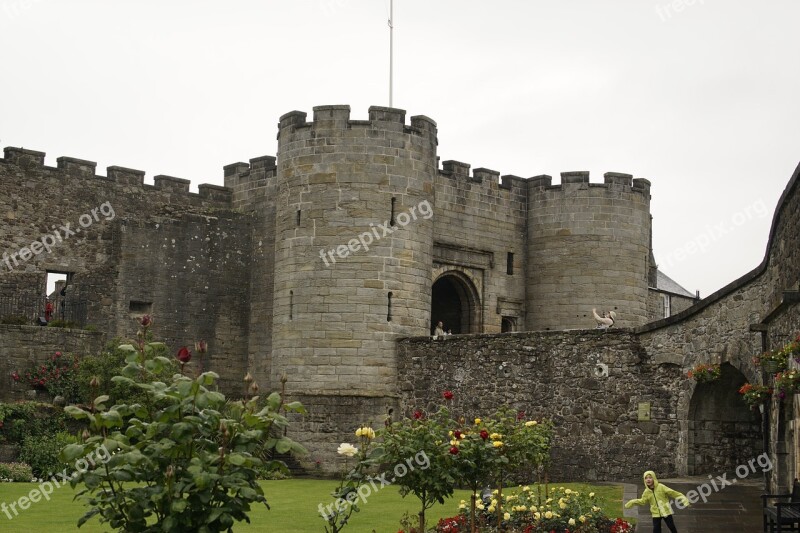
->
0, 402, 66, 445
0, 462, 34, 482
17, 351, 81, 402
18, 431, 74, 478
0, 314, 28, 325
62, 322, 307, 532
47, 319, 79, 328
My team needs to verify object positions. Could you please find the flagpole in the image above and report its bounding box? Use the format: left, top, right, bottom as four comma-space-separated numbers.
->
389, 0, 393, 107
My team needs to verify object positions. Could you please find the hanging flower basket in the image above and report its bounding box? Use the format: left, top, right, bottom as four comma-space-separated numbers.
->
738, 383, 772, 409
687, 363, 721, 384
753, 350, 787, 374
775, 370, 800, 399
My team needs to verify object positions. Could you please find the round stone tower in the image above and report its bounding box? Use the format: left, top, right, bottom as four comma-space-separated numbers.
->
273, 105, 438, 395
525, 172, 652, 330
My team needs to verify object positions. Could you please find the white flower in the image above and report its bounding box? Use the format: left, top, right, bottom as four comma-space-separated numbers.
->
337, 443, 358, 457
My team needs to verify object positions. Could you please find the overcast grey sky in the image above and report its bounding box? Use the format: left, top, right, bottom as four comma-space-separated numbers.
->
2, 0, 798, 299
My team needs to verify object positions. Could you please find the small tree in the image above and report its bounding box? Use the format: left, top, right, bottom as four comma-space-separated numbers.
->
380, 406, 457, 532
61, 317, 306, 532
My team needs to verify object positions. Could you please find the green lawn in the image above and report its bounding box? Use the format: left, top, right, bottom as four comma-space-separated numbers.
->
0, 479, 625, 532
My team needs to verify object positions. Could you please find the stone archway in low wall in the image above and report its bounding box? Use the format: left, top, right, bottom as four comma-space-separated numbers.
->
687, 362, 762, 475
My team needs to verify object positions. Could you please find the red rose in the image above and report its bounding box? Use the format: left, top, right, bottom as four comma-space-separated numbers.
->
449, 446, 459, 455
480, 429, 489, 440
443, 390, 454, 400
138, 315, 152, 327
517, 410, 525, 420
413, 410, 423, 420
54, 351, 62, 357
177, 346, 192, 363
11, 372, 19, 382
453, 430, 462, 439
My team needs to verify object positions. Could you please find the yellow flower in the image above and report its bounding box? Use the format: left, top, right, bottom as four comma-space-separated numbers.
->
534, 512, 541, 519
476, 502, 485, 510
592, 505, 600, 512
493, 441, 503, 448
579, 515, 587, 523
564, 489, 573, 495
458, 502, 466, 510
450, 439, 459, 446
522, 485, 530, 492
530, 505, 538, 512
525, 420, 537, 426
474, 418, 481, 425
488, 506, 495, 513
546, 498, 552, 504
489, 432, 502, 440
569, 518, 576, 526
504, 512, 510, 521
355, 426, 375, 439
491, 498, 497, 506
448, 430, 454, 437
589, 492, 595, 498
544, 511, 553, 519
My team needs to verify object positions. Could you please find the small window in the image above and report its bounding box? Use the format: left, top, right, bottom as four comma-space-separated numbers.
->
390, 197, 397, 227
506, 252, 514, 275
296, 210, 301, 226
501, 316, 516, 333
662, 294, 670, 318
290, 290, 294, 320
387, 292, 393, 322
129, 301, 152, 315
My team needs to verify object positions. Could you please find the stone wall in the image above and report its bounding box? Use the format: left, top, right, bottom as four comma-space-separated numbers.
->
0, 325, 105, 402
396, 330, 682, 481
636, 161, 800, 489
0, 148, 251, 394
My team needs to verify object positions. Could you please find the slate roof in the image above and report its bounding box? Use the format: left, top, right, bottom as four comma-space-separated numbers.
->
655, 269, 696, 298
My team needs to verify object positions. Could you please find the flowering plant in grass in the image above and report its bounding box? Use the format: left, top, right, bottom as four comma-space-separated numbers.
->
321, 425, 382, 533
774, 369, 800, 398
686, 363, 720, 384
460, 485, 631, 532
61, 317, 307, 532
738, 383, 773, 409
381, 406, 458, 533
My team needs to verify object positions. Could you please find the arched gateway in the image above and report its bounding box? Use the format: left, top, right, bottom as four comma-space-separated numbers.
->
430, 271, 481, 335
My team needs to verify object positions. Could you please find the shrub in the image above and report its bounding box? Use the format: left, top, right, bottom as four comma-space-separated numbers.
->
0, 462, 34, 482
0, 314, 28, 325
62, 318, 307, 532
18, 431, 74, 478
18, 351, 81, 402
0, 401, 67, 445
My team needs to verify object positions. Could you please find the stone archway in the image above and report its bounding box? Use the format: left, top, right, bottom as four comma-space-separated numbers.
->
431, 272, 481, 335
687, 362, 763, 475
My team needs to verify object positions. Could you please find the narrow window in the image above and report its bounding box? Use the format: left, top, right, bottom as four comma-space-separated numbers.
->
290, 290, 294, 320
506, 252, 514, 275
390, 197, 396, 227
662, 294, 670, 318
387, 292, 393, 321
296, 210, 301, 226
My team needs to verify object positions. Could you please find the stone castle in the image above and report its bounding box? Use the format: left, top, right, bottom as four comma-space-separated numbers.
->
1, 105, 797, 490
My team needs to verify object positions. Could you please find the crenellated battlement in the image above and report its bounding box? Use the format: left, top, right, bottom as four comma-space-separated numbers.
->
438, 160, 529, 196
2, 146, 233, 204
527, 171, 651, 197
277, 105, 437, 139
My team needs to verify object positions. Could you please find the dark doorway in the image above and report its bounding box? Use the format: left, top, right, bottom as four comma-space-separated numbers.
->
430, 273, 480, 335
687, 362, 762, 475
